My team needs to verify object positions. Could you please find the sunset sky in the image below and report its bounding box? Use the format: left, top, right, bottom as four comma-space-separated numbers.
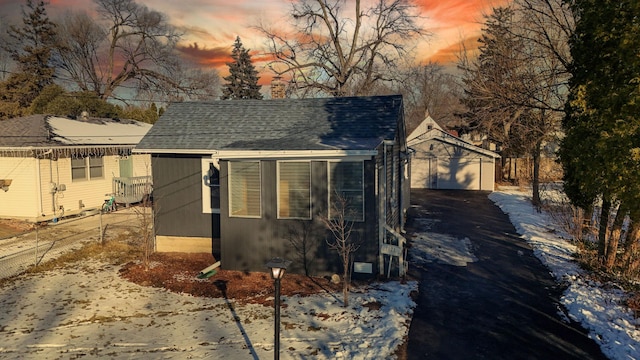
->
0, 0, 509, 84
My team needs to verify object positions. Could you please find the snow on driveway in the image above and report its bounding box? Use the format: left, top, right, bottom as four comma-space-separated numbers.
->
408, 217, 478, 267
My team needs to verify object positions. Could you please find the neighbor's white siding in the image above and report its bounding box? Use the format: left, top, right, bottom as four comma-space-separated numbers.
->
52, 155, 120, 216
411, 139, 495, 191
0, 157, 39, 218
1, 153, 152, 220
130, 154, 152, 177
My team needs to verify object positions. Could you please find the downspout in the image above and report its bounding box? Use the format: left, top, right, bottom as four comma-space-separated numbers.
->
37, 149, 53, 216
50, 156, 56, 212
479, 157, 482, 191
379, 140, 395, 276
378, 144, 385, 276
36, 157, 43, 216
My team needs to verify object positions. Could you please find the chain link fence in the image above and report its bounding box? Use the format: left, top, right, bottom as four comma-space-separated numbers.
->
0, 208, 149, 280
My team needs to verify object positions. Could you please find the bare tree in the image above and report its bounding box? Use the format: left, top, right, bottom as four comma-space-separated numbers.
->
130, 162, 154, 270
286, 221, 320, 276
257, 0, 427, 97
396, 62, 465, 131
458, 3, 571, 206
0, 16, 12, 81
54, 0, 219, 102
319, 192, 362, 307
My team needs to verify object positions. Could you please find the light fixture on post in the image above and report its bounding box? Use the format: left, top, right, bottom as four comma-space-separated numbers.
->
265, 257, 291, 360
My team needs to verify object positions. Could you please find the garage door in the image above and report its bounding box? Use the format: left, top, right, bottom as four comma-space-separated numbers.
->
437, 158, 481, 190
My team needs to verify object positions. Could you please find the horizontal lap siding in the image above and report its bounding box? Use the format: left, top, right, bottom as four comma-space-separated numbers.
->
131, 154, 152, 177
53, 156, 117, 214
0, 157, 38, 218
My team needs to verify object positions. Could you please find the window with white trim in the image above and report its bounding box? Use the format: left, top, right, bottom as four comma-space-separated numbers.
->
201, 159, 220, 214
229, 161, 261, 218
278, 161, 311, 219
329, 161, 364, 221
71, 156, 103, 181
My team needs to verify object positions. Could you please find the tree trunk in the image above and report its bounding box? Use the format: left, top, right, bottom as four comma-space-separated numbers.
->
621, 215, 640, 275
598, 197, 611, 261
604, 202, 625, 270
343, 253, 349, 307
531, 141, 542, 209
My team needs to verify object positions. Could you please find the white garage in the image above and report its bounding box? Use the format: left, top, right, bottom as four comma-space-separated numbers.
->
408, 115, 500, 191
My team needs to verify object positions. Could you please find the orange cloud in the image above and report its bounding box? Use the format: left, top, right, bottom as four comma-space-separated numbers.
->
416, 0, 512, 27
427, 35, 481, 64
177, 43, 230, 68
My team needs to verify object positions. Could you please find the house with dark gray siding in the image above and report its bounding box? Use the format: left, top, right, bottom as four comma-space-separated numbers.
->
134, 95, 409, 277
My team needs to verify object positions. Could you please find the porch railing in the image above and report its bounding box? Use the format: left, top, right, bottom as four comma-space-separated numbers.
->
113, 176, 152, 205
382, 225, 407, 277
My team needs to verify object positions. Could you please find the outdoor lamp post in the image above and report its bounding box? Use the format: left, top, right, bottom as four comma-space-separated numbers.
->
266, 257, 291, 360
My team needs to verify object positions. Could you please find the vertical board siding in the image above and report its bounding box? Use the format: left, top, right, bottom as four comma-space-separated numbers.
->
153, 155, 217, 243
220, 159, 379, 276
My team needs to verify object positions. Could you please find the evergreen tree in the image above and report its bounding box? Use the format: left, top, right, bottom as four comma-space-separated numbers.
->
220, 36, 262, 100
561, 0, 640, 269
0, 0, 57, 118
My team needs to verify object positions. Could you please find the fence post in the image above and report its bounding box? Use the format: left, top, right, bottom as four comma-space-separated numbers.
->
35, 225, 39, 267
99, 210, 104, 245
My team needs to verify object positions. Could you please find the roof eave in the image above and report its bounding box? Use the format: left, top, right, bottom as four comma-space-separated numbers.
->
133, 148, 378, 158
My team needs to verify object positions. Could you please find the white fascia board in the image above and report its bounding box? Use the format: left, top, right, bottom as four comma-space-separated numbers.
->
132, 148, 213, 155
409, 133, 500, 159
210, 149, 376, 160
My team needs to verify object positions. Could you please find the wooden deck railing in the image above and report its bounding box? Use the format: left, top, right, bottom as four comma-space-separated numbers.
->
113, 176, 152, 205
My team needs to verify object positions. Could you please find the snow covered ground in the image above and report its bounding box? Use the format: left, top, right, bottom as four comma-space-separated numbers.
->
489, 187, 640, 360
0, 243, 417, 358
1, 188, 638, 359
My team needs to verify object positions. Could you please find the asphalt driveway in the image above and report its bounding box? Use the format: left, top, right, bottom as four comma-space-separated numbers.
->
405, 189, 607, 360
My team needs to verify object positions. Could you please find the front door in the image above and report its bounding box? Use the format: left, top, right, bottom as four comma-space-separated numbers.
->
119, 156, 133, 178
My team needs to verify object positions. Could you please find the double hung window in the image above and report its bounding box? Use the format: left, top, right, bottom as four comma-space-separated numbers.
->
277, 161, 311, 219
71, 156, 103, 181
229, 161, 261, 217
329, 161, 364, 221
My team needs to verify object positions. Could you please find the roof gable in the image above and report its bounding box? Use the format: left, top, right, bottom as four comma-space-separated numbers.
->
408, 115, 499, 159
407, 114, 442, 142
136, 95, 404, 153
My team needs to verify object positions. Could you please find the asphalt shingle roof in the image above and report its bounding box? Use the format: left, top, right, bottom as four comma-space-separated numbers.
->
0, 115, 51, 147
136, 95, 404, 152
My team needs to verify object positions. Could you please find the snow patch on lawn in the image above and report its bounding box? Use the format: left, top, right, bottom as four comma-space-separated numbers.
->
0, 260, 417, 359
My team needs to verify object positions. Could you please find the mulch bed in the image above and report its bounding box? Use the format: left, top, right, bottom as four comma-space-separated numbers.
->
119, 252, 343, 306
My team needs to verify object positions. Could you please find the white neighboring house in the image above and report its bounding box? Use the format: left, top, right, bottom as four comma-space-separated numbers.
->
408, 114, 500, 191
0, 114, 152, 221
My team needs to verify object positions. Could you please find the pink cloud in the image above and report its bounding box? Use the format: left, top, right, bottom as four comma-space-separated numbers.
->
417, 0, 511, 28
426, 35, 481, 64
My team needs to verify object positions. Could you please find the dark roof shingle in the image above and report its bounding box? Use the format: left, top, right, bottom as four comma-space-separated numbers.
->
136, 95, 404, 152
